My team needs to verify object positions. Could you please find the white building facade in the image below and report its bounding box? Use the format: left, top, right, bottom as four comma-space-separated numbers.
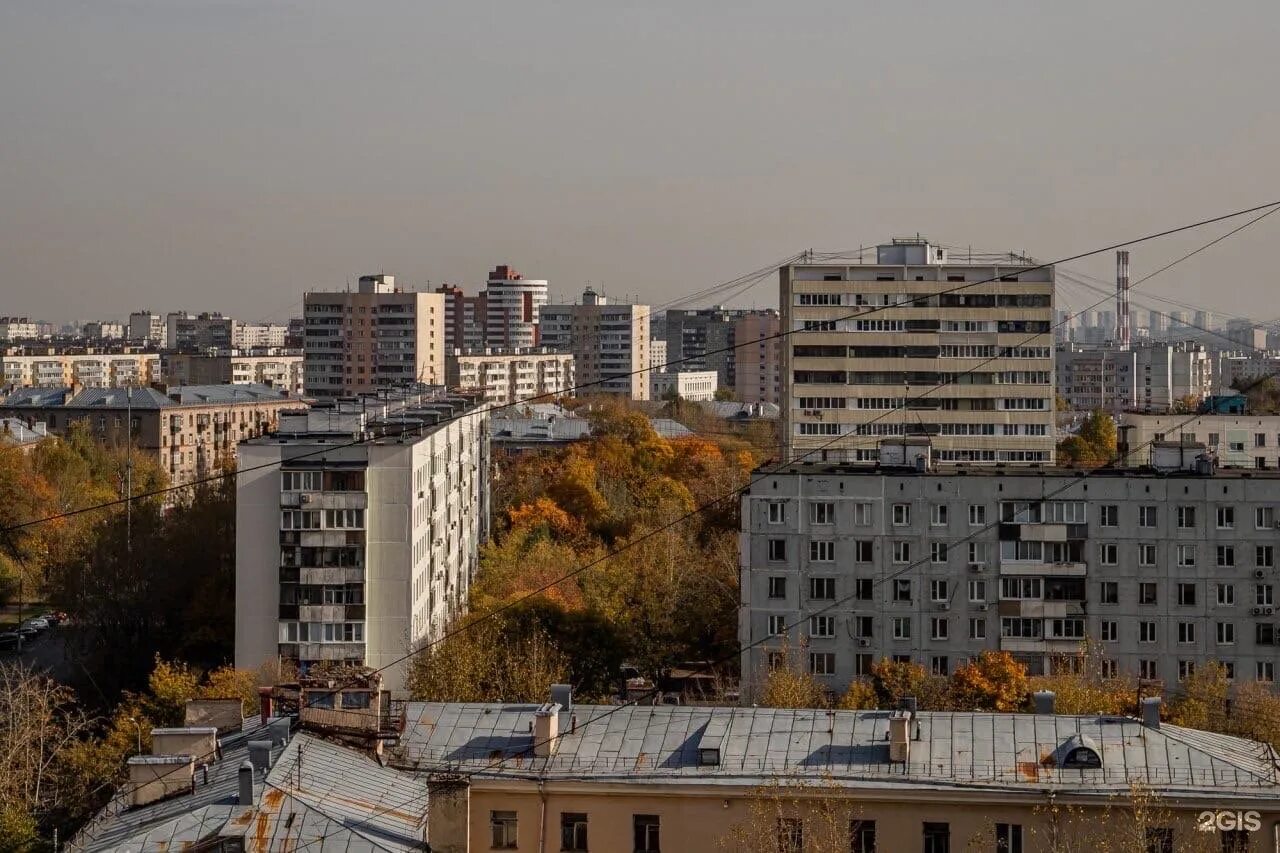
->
483, 265, 548, 350
651, 370, 718, 401
1, 350, 160, 389
446, 350, 574, 407
542, 288, 650, 399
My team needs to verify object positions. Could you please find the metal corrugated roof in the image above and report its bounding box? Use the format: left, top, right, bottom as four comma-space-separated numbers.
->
395, 704, 1280, 797
2, 383, 297, 411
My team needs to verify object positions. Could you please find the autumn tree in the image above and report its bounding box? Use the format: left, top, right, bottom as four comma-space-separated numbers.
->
1058, 410, 1117, 466
1030, 647, 1135, 716
407, 613, 570, 703
870, 658, 948, 710
948, 651, 1028, 712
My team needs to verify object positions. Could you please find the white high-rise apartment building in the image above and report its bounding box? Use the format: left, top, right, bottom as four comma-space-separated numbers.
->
542, 288, 649, 399
0, 318, 39, 342
484, 265, 548, 350
128, 311, 166, 345
446, 350, 574, 407
303, 275, 445, 398
781, 239, 1056, 465
235, 392, 490, 695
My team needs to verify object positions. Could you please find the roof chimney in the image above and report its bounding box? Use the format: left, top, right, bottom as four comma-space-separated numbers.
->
533, 703, 561, 758
1033, 691, 1056, 715
238, 760, 254, 806
258, 686, 274, 721
888, 710, 911, 763
1141, 696, 1162, 730
248, 740, 272, 773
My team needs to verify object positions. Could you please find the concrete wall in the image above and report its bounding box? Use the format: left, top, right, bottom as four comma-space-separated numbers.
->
235, 443, 284, 673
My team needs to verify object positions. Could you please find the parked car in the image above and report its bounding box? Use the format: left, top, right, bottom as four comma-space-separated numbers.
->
15, 627, 38, 641
22, 618, 49, 632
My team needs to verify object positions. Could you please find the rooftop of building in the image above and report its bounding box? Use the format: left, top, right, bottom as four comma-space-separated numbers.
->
394, 701, 1280, 797
248, 388, 487, 444
1, 383, 299, 410
754, 459, 1280, 480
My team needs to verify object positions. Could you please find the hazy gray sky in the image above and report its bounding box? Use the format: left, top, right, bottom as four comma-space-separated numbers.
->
2, 0, 1278, 324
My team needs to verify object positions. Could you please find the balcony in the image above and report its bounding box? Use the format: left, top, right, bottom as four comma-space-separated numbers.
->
279, 604, 300, 620
999, 561, 1087, 577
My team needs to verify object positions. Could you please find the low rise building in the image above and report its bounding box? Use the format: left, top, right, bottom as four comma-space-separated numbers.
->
1119, 412, 1280, 469
1, 347, 159, 389
0, 383, 299, 484
651, 369, 718, 401
740, 447, 1280, 693
0, 317, 40, 342
446, 349, 574, 407
234, 391, 490, 694
161, 349, 305, 395
1057, 341, 1214, 413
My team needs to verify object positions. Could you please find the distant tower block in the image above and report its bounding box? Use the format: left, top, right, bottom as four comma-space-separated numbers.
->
1116, 250, 1131, 350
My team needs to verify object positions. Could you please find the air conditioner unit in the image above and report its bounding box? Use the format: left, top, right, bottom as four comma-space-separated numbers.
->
968, 563, 983, 573
1267, 607, 1276, 616
299, 494, 312, 504
975, 603, 988, 611
1257, 570, 1267, 579
858, 638, 871, 647
1254, 607, 1265, 616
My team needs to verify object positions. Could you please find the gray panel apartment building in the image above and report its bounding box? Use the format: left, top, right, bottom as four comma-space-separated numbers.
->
740, 448, 1280, 695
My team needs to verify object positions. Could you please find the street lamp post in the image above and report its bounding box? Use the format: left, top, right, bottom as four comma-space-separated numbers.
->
127, 716, 142, 754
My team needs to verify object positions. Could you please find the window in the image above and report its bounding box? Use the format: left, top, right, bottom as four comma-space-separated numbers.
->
767, 501, 785, 524
930, 617, 949, 640
996, 823, 1023, 853
1259, 546, 1275, 568
850, 820, 876, 853
967, 542, 986, 564
893, 579, 912, 602
810, 502, 834, 525
1139, 505, 1157, 528
809, 615, 835, 638
1099, 505, 1118, 527
282, 470, 322, 492
931, 655, 948, 675
809, 541, 835, 562
767, 577, 786, 599
1259, 624, 1277, 646
1001, 618, 1042, 639
1140, 660, 1158, 680
1178, 622, 1195, 644
930, 542, 948, 564
560, 813, 588, 852
633, 815, 660, 852
892, 617, 912, 640
281, 510, 321, 530
325, 508, 364, 529
1259, 433, 1269, 448
768, 539, 787, 562
1176, 545, 1196, 568
809, 652, 836, 675
1217, 546, 1236, 567
1217, 583, 1235, 606
1258, 661, 1275, 682
968, 580, 986, 602
809, 577, 835, 600
930, 580, 949, 602
777, 818, 803, 853
1139, 621, 1157, 643
768, 615, 787, 636
1177, 583, 1197, 606
1217, 622, 1235, 645
854, 541, 873, 562
1099, 543, 1118, 565
1000, 577, 1042, 600
893, 542, 911, 564
491, 810, 518, 849
1178, 661, 1195, 681
892, 503, 911, 526
1258, 507, 1276, 529
968, 504, 986, 526
1101, 620, 1118, 642
923, 822, 950, 853
1257, 584, 1274, 606
1177, 506, 1196, 529
854, 579, 873, 600
1138, 544, 1156, 567
1217, 506, 1235, 529
853, 503, 872, 526
1100, 581, 1119, 604
930, 504, 948, 526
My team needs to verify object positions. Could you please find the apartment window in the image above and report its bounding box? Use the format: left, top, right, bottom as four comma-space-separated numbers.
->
767, 615, 787, 636
768, 539, 787, 562
1101, 620, 1118, 642
1138, 505, 1157, 528
1177, 622, 1195, 644
1100, 581, 1119, 604
930, 542, 948, 564
854, 541, 874, 562
810, 501, 834, 525
923, 822, 950, 853
1257, 584, 1274, 606
850, 820, 876, 853
1259, 624, 1277, 646
1177, 506, 1196, 529
633, 815, 660, 852
929, 504, 948, 527
809, 652, 836, 675
1257, 507, 1276, 529
1217, 583, 1236, 606
1217, 545, 1235, 567
1146, 827, 1173, 853
1139, 621, 1157, 643
967, 542, 986, 564
1140, 660, 1158, 680
968, 504, 986, 526
281, 470, 322, 492
1001, 618, 1042, 639
1101, 659, 1118, 679
930, 618, 949, 641
777, 818, 803, 853
1000, 577, 1042, 600
1099, 543, 1118, 566
560, 813, 588, 852
996, 823, 1023, 853
1177, 583, 1197, 606
809, 541, 835, 562
1258, 661, 1275, 683
1217, 622, 1235, 645
325, 508, 364, 529
491, 811, 518, 849
893, 541, 911, 563
1099, 505, 1119, 527
809, 615, 835, 638
968, 580, 986, 602
931, 655, 949, 676
893, 579, 912, 602
1258, 433, 1268, 448
892, 617, 912, 640
1259, 546, 1275, 568
853, 503, 872, 526
892, 503, 911, 526
969, 618, 986, 640
854, 578, 873, 600
809, 577, 836, 601
767, 501, 785, 524
1217, 506, 1236, 529
1138, 544, 1156, 567
1176, 545, 1196, 568
852, 616, 873, 638
767, 577, 786, 599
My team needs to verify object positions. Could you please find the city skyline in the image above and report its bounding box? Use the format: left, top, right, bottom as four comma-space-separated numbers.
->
2, 1, 1279, 321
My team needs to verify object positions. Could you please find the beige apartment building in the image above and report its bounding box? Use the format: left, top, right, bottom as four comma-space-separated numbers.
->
446, 349, 574, 407
1, 347, 159, 389
0, 383, 299, 485
782, 239, 1056, 465
734, 310, 782, 404
1120, 412, 1280, 469
304, 274, 445, 397
161, 349, 304, 395
541, 287, 649, 399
